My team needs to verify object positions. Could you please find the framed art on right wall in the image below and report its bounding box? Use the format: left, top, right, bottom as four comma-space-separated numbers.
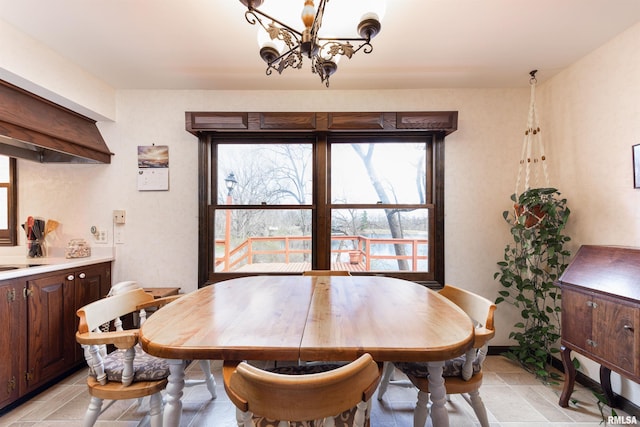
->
634, 144, 640, 188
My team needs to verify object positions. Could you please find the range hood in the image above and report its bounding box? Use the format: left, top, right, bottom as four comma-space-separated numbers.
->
0, 80, 112, 163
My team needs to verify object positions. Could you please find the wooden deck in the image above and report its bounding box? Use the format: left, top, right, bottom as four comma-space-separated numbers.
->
234, 262, 367, 273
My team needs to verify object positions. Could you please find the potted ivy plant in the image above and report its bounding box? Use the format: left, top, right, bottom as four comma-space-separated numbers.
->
495, 187, 571, 382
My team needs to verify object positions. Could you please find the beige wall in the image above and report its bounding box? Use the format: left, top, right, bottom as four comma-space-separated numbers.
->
539, 21, 640, 407
16, 87, 527, 320
2, 14, 639, 406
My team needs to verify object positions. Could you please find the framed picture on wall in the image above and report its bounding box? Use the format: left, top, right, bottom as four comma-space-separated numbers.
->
634, 144, 640, 188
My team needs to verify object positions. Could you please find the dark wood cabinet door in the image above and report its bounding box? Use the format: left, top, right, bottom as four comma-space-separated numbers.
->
592, 296, 639, 378
74, 263, 111, 361
0, 279, 25, 408
26, 273, 75, 390
561, 287, 593, 352
74, 263, 111, 309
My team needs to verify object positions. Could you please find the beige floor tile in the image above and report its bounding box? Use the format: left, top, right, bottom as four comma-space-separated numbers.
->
1, 356, 637, 427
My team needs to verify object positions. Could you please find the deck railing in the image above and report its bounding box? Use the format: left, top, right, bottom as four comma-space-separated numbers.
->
214, 235, 428, 272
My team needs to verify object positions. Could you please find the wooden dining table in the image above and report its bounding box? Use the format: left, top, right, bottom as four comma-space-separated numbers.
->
139, 275, 475, 427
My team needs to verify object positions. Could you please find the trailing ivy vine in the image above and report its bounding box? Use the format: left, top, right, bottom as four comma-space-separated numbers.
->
495, 187, 571, 382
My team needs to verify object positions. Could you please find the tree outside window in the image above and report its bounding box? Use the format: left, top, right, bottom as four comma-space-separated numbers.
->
212, 139, 433, 276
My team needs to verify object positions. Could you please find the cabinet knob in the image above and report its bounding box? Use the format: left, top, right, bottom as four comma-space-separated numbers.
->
586, 339, 598, 347
623, 324, 635, 332
78, 273, 86, 279
67, 275, 75, 281
586, 301, 598, 308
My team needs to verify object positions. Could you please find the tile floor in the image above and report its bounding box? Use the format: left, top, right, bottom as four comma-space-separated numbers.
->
0, 356, 634, 426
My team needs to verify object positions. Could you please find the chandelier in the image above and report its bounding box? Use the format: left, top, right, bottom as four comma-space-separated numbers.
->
239, 0, 384, 87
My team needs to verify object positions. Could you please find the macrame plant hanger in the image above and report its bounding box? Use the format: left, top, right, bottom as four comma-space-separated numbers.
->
514, 70, 550, 228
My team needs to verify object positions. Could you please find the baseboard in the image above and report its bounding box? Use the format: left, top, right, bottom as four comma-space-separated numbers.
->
489, 346, 640, 417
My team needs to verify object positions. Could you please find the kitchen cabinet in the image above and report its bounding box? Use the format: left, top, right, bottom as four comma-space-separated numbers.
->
0, 261, 111, 411
557, 245, 639, 408
0, 279, 25, 410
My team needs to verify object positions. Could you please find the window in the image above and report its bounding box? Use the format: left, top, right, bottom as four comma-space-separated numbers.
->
0, 155, 17, 246
214, 141, 313, 272
329, 139, 431, 273
190, 111, 457, 287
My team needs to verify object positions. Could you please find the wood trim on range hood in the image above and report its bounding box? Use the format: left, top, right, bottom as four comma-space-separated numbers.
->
0, 80, 112, 163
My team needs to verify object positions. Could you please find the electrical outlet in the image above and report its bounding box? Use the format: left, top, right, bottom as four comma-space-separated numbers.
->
95, 229, 108, 244
114, 210, 126, 224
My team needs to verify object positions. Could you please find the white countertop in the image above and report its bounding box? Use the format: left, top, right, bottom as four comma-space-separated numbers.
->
0, 247, 114, 280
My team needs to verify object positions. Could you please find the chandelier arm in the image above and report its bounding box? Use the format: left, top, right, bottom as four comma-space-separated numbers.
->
267, 45, 303, 67
317, 36, 371, 43
245, 7, 304, 37
310, 0, 328, 41
351, 41, 373, 55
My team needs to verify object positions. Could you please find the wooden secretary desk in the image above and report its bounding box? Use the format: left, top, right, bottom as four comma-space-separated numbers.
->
557, 245, 640, 408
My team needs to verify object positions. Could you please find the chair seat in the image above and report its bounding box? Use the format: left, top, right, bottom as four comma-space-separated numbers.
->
394, 354, 481, 380
89, 345, 170, 382
268, 363, 346, 375
87, 376, 168, 400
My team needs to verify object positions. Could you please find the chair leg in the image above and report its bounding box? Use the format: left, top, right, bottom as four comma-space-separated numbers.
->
468, 390, 490, 427
236, 407, 253, 427
413, 390, 430, 427
199, 360, 217, 399
149, 392, 164, 427
82, 396, 103, 427
377, 362, 395, 400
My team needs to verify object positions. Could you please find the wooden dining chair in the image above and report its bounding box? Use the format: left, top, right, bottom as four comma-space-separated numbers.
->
303, 270, 351, 276
76, 287, 217, 427
377, 284, 496, 427
76, 288, 169, 427
223, 353, 382, 427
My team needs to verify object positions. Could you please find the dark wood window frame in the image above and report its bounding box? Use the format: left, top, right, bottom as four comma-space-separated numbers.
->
0, 156, 17, 246
186, 111, 458, 288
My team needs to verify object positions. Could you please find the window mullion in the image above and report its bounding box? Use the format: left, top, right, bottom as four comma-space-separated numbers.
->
314, 135, 330, 269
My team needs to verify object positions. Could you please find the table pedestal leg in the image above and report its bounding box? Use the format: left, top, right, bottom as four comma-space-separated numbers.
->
427, 361, 449, 427
163, 359, 186, 427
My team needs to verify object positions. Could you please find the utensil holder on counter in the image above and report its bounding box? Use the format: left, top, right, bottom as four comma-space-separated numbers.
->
27, 239, 45, 258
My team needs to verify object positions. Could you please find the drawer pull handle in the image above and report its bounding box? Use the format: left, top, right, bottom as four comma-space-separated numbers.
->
67, 275, 75, 281
586, 339, 598, 347
586, 301, 598, 308
623, 325, 634, 332
79, 273, 86, 279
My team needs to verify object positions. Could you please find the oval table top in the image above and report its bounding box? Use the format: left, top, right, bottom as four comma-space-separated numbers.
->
139, 275, 474, 363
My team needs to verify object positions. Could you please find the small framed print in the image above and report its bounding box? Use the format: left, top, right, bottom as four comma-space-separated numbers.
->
634, 144, 640, 188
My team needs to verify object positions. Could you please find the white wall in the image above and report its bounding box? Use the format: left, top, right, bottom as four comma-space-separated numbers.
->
540, 21, 640, 407
0, 18, 116, 121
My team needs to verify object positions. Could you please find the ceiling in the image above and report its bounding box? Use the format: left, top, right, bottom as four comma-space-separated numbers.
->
1, 0, 640, 91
